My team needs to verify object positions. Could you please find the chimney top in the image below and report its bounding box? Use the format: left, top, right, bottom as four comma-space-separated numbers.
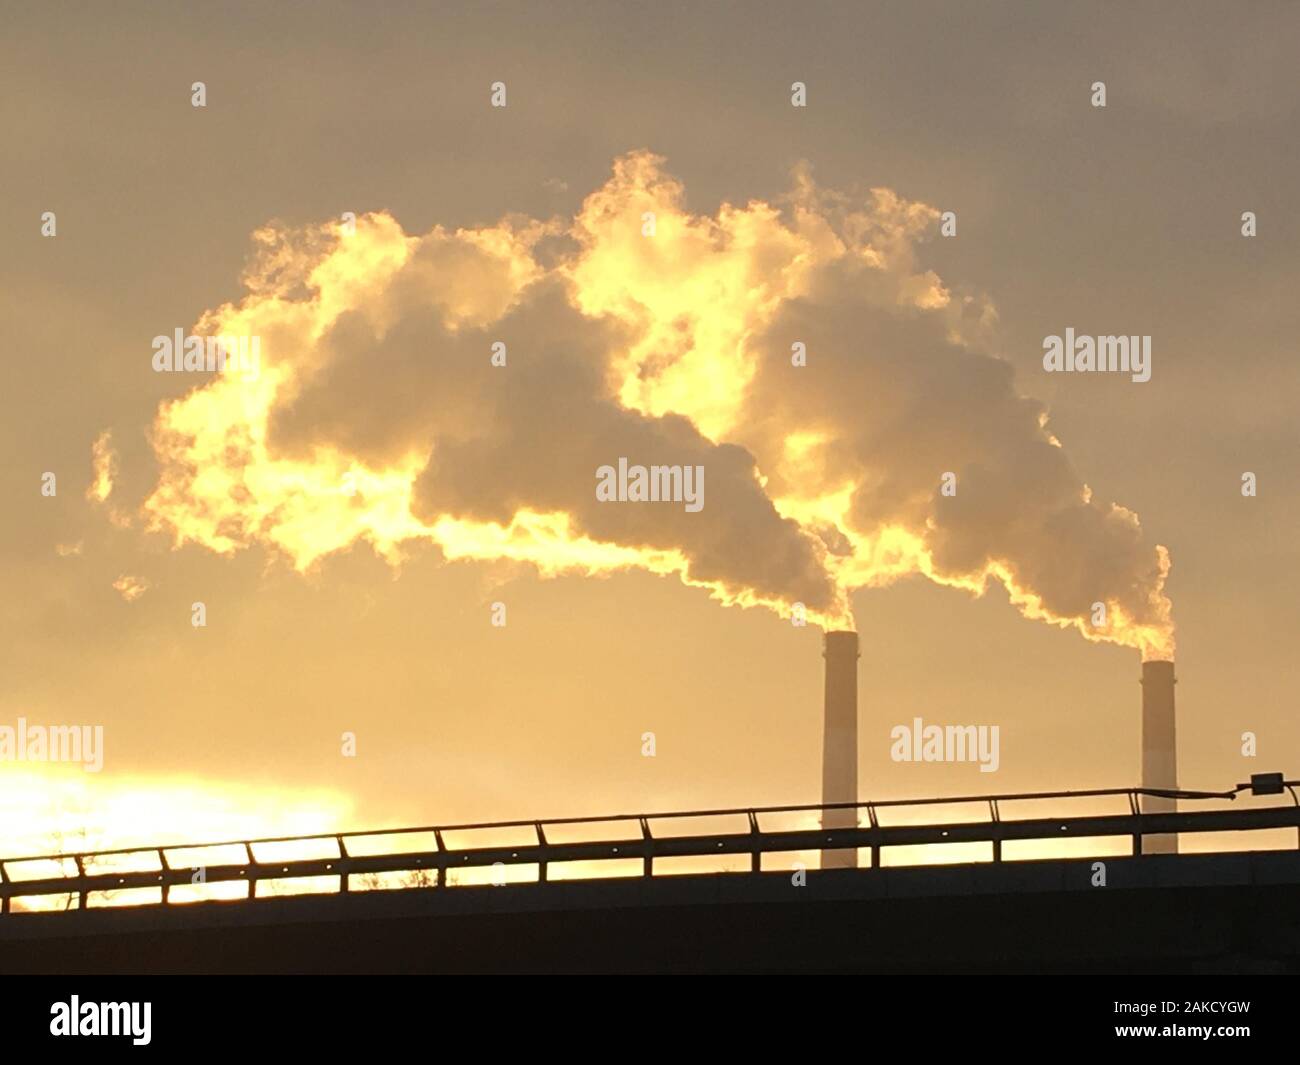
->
1141, 659, 1176, 683
823, 630, 859, 658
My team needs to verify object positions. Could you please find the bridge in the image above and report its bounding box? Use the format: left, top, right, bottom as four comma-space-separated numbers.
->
3, 773, 1299, 973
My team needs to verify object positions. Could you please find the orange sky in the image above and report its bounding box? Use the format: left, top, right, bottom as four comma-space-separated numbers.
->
2, 2, 1298, 871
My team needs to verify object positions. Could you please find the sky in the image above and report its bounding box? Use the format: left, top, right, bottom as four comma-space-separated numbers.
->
2, 1, 1298, 869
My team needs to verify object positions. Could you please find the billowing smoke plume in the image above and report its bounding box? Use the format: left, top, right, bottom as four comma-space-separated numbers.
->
141, 151, 1174, 657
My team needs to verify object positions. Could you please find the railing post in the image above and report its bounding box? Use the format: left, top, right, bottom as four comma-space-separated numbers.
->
989, 800, 1001, 863
748, 811, 761, 873
434, 829, 447, 887
74, 855, 88, 910
1128, 792, 1143, 856
158, 848, 170, 904
1288, 787, 1300, 851
244, 843, 256, 899
640, 817, 653, 878
535, 822, 548, 883
867, 804, 880, 870
337, 836, 349, 894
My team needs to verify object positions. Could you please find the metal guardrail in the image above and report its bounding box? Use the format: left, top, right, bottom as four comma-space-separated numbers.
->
3, 774, 1297, 913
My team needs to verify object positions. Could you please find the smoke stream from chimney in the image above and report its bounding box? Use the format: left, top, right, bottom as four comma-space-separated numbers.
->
132, 152, 1174, 657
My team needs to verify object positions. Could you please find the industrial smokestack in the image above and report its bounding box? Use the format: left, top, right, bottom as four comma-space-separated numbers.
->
1140, 660, 1178, 854
821, 631, 859, 869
